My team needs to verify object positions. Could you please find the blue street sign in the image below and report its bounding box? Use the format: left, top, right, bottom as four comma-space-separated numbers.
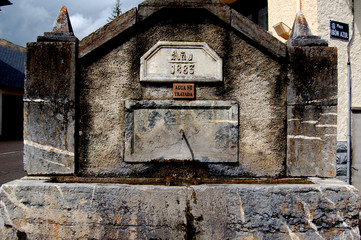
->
330, 20, 349, 41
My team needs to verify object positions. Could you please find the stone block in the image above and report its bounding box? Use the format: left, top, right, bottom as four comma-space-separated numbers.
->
0, 178, 359, 239
25, 38, 77, 175
336, 152, 348, 164
25, 42, 76, 101
287, 46, 338, 106
23, 101, 75, 175
125, 100, 238, 163
287, 105, 337, 177
337, 165, 347, 176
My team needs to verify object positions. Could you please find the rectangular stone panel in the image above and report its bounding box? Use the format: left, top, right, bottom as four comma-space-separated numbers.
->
287, 47, 337, 106
140, 41, 223, 82
23, 101, 75, 175
125, 100, 238, 163
25, 42, 76, 100
287, 105, 337, 177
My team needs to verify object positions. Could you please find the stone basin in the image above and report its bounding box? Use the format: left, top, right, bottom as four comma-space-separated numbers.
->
1, 177, 359, 239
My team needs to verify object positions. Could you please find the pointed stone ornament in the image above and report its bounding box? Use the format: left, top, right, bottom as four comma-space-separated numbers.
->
287, 11, 327, 46
38, 6, 78, 42
289, 11, 313, 38
51, 6, 74, 35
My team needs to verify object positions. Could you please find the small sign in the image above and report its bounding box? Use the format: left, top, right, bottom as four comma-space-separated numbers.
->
330, 20, 349, 41
173, 83, 195, 99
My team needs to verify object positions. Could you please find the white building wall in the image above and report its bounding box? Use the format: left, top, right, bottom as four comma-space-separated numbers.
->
351, 0, 361, 109
317, 0, 355, 142
268, 0, 318, 42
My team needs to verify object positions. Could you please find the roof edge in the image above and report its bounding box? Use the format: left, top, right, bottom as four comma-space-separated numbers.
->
231, 10, 287, 58
79, 8, 137, 58
79, 0, 286, 59
0, 39, 25, 53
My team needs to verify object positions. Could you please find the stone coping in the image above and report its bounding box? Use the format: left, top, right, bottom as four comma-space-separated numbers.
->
79, 0, 286, 59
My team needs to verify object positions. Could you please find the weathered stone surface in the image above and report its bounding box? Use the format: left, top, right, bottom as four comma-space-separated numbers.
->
51, 6, 74, 35
1, 178, 359, 239
288, 46, 338, 106
125, 100, 238, 163
25, 41, 76, 175
23, 101, 75, 174
0, 214, 18, 240
79, 8, 287, 177
37, 6, 78, 42
140, 41, 223, 82
336, 141, 348, 183
287, 105, 337, 177
25, 42, 76, 100
287, 11, 328, 47
79, 8, 137, 58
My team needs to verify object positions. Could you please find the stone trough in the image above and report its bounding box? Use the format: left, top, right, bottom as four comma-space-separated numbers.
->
1, 0, 360, 239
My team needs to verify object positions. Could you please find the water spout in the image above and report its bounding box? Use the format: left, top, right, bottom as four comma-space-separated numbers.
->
180, 129, 194, 161
180, 129, 185, 140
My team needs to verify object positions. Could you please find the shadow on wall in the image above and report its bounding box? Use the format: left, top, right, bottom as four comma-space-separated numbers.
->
0, 94, 23, 141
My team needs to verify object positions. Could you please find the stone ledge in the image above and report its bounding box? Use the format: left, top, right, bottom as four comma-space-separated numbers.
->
1, 178, 359, 239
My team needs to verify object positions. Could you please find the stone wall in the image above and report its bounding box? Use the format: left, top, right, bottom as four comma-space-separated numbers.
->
78, 7, 287, 178
21, 1, 339, 179
336, 141, 348, 182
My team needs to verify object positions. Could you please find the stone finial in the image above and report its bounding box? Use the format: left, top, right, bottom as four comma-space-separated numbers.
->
287, 11, 327, 47
51, 6, 74, 35
289, 11, 313, 38
37, 6, 78, 42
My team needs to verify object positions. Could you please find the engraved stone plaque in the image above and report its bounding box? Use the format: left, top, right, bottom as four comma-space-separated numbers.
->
125, 100, 238, 163
140, 41, 223, 82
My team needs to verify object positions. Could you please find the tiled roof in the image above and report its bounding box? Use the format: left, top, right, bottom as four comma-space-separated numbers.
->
0, 47, 25, 90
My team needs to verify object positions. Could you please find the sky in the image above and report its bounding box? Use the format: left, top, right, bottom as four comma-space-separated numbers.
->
0, 0, 144, 47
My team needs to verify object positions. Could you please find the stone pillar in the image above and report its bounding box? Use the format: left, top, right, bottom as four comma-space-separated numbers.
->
287, 11, 338, 177
24, 6, 78, 175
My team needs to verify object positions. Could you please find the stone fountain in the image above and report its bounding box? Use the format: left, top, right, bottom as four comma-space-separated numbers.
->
1, 1, 359, 239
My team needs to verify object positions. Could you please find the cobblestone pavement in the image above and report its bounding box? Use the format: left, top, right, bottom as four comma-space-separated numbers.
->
0, 141, 25, 187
